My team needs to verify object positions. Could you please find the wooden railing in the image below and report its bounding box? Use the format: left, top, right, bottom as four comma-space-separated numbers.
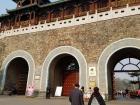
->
79, 11, 87, 16
64, 15, 73, 19
12, 20, 36, 29
98, 6, 110, 12
0, 26, 12, 32
129, 0, 140, 6
39, 20, 46, 24
96, 1, 109, 12
111, 0, 140, 9
20, 20, 30, 27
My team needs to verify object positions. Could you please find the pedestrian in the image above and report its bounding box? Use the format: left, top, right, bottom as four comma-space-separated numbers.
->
69, 83, 84, 105
125, 88, 129, 97
86, 87, 93, 99
137, 89, 140, 96
46, 86, 51, 99
81, 86, 85, 94
26, 85, 34, 97
88, 87, 106, 105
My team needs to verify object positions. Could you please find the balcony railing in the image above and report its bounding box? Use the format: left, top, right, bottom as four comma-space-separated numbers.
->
98, 6, 110, 12
20, 20, 30, 27
64, 15, 73, 19
111, 0, 140, 9
79, 11, 87, 16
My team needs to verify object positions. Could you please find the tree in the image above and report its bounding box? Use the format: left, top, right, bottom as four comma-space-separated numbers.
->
128, 72, 140, 89
115, 78, 130, 90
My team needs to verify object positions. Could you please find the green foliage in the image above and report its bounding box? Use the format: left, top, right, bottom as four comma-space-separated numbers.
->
115, 78, 130, 90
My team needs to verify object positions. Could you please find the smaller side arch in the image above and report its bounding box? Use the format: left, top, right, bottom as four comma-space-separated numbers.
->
98, 38, 140, 99
0, 50, 35, 91
40, 46, 87, 92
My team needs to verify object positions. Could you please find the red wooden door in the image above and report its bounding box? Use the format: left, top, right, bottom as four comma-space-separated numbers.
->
62, 71, 79, 96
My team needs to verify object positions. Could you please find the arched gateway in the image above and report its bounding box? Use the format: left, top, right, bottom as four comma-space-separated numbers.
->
49, 54, 79, 96
41, 46, 87, 96
108, 48, 140, 99
98, 38, 140, 100
0, 50, 35, 95
4, 57, 29, 95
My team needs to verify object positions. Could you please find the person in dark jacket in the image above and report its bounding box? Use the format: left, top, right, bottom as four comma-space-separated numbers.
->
69, 83, 84, 105
81, 86, 85, 94
88, 87, 106, 105
46, 86, 51, 99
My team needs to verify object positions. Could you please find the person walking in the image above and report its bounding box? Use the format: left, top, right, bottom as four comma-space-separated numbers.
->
46, 86, 51, 99
86, 87, 93, 100
88, 87, 106, 105
81, 86, 85, 94
69, 83, 84, 105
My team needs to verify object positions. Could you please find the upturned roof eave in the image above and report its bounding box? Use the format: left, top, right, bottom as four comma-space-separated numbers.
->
12, 0, 22, 3
0, 0, 71, 18
0, 14, 10, 20
7, 3, 38, 13
8, 0, 71, 13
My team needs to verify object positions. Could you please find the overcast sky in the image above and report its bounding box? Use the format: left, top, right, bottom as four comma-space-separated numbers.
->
0, 0, 59, 15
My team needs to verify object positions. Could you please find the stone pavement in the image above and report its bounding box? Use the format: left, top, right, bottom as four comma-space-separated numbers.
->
0, 96, 140, 105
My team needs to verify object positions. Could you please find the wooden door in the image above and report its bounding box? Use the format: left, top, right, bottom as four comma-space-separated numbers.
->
62, 71, 79, 96
17, 71, 28, 95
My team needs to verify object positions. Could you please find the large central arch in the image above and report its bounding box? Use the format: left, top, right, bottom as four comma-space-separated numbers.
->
48, 54, 79, 96
40, 46, 87, 93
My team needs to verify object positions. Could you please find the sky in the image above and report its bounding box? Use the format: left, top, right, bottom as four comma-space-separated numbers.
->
0, 0, 59, 15
0, 0, 16, 15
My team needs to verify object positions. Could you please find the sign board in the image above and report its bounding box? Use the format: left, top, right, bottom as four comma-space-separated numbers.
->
89, 76, 95, 81
55, 86, 62, 96
89, 67, 96, 76
34, 75, 40, 80
89, 81, 96, 88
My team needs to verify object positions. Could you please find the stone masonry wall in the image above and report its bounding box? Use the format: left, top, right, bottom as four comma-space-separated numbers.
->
0, 15, 139, 68
0, 14, 139, 93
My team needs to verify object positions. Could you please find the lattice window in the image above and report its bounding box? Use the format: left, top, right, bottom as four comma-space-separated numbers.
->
114, 58, 140, 71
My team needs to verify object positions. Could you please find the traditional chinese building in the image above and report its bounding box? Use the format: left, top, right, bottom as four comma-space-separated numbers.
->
0, 0, 140, 99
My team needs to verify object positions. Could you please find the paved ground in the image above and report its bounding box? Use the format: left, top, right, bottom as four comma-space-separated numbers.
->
0, 96, 140, 105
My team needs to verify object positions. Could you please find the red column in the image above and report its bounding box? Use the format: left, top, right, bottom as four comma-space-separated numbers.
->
90, 1, 95, 13
33, 11, 36, 25
15, 15, 17, 24
74, 5, 79, 17
61, 8, 64, 20
30, 12, 32, 24
94, 1, 98, 12
108, 0, 111, 8
48, 12, 51, 22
